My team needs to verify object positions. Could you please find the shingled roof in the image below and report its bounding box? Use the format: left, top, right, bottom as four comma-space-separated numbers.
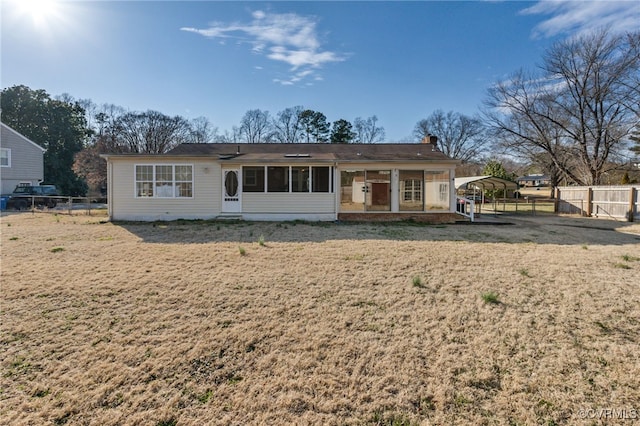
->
163, 143, 456, 163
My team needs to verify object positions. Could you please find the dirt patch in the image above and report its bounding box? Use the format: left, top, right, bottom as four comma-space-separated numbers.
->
1, 212, 639, 425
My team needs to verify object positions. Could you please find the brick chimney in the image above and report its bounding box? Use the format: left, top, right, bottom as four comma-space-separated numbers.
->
421, 134, 438, 145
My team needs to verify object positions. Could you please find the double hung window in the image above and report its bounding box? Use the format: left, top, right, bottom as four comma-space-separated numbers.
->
135, 164, 193, 198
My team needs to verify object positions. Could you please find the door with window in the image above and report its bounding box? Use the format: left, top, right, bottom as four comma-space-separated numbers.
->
365, 170, 391, 211
222, 169, 241, 213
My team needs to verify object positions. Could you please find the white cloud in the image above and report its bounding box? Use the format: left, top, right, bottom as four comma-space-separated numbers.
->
181, 10, 346, 85
521, 1, 640, 38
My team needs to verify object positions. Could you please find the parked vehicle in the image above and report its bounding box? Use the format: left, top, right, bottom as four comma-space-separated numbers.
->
5, 185, 59, 210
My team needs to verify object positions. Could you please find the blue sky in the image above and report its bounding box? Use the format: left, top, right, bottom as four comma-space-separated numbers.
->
2, 1, 639, 141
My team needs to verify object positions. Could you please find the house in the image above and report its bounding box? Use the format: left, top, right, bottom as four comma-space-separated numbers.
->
517, 174, 550, 187
0, 123, 46, 194
101, 139, 460, 222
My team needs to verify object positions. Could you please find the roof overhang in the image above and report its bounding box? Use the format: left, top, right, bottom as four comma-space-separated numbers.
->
99, 153, 459, 165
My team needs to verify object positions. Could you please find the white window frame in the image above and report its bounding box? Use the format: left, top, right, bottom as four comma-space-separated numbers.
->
439, 183, 449, 203
134, 164, 193, 198
403, 179, 422, 202
311, 166, 333, 193
242, 165, 333, 193
0, 148, 10, 167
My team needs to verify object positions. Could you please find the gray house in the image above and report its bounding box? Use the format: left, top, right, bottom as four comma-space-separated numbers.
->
0, 123, 46, 194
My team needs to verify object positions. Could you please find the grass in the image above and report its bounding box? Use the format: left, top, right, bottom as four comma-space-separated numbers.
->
614, 262, 632, 269
519, 268, 531, 277
481, 291, 501, 304
196, 389, 213, 403
50, 246, 65, 253
369, 410, 416, 426
621, 254, 640, 262
238, 246, 246, 256
258, 234, 265, 246
412, 275, 425, 288
1, 213, 640, 425
482, 199, 556, 215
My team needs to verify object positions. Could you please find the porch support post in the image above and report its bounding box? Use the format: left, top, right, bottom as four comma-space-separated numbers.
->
629, 187, 636, 222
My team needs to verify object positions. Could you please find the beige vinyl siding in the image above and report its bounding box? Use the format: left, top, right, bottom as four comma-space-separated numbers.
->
235, 163, 336, 214
0, 124, 45, 193
243, 193, 335, 214
109, 158, 221, 221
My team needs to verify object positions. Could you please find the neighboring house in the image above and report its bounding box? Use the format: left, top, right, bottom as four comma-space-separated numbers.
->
101, 140, 460, 222
517, 174, 550, 187
0, 123, 46, 194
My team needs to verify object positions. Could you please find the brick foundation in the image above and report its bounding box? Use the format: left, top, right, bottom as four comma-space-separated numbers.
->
337, 212, 459, 224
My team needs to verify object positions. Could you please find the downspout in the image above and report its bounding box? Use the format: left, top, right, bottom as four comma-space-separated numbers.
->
107, 159, 113, 220
334, 162, 339, 221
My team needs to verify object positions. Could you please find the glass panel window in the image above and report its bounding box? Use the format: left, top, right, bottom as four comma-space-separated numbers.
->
425, 170, 450, 210
136, 165, 154, 197
267, 166, 289, 192
340, 170, 365, 211
243, 166, 265, 192
312, 167, 331, 192
175, 165, 192, 181
399, 170, 424, 211
155, 165, 174, 197
0, 148, 10, 167
135, 164, 193, 198
291, 166, 309, 192
175, 165, 193, 197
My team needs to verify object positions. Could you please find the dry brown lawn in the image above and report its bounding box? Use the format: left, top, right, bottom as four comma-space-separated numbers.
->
1, 212, 639, 425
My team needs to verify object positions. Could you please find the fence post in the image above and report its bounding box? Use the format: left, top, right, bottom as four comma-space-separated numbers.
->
554, 187, 560, 213
629, 187, 636, 222
586, 187, 593, 217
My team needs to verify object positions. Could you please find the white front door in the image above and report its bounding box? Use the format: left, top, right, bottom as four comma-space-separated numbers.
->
222, 169, 241, 213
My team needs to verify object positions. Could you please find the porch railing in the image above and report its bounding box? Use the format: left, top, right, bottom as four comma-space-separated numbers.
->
456, 197, 475, 222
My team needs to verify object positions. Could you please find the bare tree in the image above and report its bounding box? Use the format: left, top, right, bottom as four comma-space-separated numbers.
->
484, 29, 640, 185
239, 109, 273, 143
216, 126, 241, 143
272, 106, 304, 143
413, 110, 487, 162
188, 116, 218, 143
112, 110, 191, 153
354, 115, 385, 143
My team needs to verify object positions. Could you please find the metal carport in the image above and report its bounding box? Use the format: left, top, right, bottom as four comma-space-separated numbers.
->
455, 176, 519, 215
